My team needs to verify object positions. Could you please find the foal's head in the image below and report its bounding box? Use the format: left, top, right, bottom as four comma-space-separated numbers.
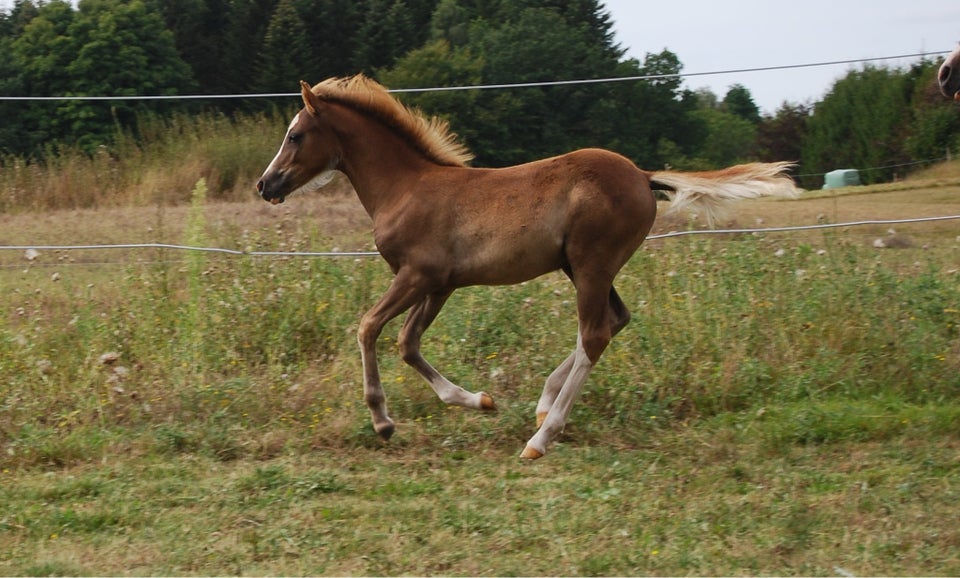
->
257, 81, 340, 205
940, 42, 960, 101
257, 75, 474, 204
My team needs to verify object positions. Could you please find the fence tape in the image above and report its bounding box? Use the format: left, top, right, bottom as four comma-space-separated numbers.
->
3, 214, 958, 259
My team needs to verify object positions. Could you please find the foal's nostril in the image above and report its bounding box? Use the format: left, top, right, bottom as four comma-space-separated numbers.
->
256, 180, 264, 193
940, 65, 952, 84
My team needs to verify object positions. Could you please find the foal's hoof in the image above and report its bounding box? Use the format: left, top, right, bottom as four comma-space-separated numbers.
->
480, 392, 496, 411
375, 421, 395, 441
520, 445, 544, 460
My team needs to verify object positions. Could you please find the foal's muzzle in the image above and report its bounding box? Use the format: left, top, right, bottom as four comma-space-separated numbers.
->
940, 64, 960, 101
256, 176, 286, 205
940, 45, 960, 101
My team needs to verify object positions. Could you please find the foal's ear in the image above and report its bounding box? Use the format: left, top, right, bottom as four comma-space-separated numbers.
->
300, 80, 323, 116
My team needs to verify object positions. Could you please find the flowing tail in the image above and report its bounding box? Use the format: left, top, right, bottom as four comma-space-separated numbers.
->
647, 161, 800, 225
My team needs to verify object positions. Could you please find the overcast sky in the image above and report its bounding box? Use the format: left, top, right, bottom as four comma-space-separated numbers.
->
602, 0, 959, 114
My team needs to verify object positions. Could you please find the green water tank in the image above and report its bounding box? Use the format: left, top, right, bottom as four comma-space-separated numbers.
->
822, 169, 861, 189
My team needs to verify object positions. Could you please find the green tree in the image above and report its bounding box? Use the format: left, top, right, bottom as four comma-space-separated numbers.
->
0, 17, 26, 152
222, 0, 278, 94
255, 0, 311, 92
802, 66, 912, 184
691, 107, 757, 167
498, 0, 623, 60
903, 60, 960, 163
3, 0, 194, 154
612, 51, 704, 169
0, 0, 41, 36
387, 0, 629, 164
148, 0, 232, 95
7, 1, 78, 151
691, 87, 719, 110
353, 0, 418, 73
463, 6, 623, 165
722, 84, 760, 124
297, 0, 361, 82
63, 0, 194, 149
382, 0, 701, 170
757, 102, 810, 164
11, 0, 75, 97
429, 0, 471, 46
380, 39, 484, 149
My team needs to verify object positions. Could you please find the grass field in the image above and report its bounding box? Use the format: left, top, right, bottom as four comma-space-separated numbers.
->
1, 165, 960, 575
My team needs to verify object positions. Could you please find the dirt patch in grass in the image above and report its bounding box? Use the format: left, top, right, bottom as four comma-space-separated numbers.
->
0, 181, 372, 268
4, 175, 959, 252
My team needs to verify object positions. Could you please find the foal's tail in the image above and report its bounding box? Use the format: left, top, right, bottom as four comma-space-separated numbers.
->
647, 161, 800, 225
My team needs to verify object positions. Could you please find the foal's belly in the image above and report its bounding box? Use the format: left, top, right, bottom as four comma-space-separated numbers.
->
451, 227, 565, 286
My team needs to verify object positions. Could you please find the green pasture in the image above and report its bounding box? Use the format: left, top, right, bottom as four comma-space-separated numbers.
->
1, 178, 959, 575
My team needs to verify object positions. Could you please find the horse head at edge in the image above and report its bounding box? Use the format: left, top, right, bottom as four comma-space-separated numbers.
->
939, 42, 960, 101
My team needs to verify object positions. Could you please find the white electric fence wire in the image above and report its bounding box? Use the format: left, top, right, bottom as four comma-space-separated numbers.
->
1, 52, 955, 256
0, 52, 947, 102
3, 214, 958, 259
648, 214, 960, 240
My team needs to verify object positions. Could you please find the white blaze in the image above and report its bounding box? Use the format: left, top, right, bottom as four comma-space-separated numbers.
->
260, 112, 338, 197
261, 114, 301, 177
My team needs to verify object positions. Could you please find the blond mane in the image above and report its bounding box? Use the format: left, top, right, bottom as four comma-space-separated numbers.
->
311, 75, 474, 167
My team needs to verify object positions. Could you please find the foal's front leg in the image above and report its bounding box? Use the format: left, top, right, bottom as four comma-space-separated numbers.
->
356, 275, 428, 439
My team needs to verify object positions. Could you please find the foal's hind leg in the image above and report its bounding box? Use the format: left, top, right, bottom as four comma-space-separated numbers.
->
533, 286, 631, 428
398, 291, 496, 411
535, 353, 575, 428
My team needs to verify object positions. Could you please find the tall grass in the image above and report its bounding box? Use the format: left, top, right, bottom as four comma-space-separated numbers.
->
2, 206, 957, 467
0, 109, 291, 212
3, 110, 960, 575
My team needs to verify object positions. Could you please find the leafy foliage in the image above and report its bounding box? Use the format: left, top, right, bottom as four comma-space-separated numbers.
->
757, 102, 809, 164
0, 0, 958, 182
1, 0, 194, 153
722, 84, 761, 124
255, 0, 311, 93
803, 66, 912, 184
799, 60, 960, 185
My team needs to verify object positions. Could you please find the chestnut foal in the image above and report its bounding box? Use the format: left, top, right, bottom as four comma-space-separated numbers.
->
257, 75, 799, 458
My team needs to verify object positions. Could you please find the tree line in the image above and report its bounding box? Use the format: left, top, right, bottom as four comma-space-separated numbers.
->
1, 0, 957, 187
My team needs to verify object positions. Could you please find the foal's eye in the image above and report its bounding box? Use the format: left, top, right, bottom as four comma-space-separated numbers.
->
288, 132, 302, 144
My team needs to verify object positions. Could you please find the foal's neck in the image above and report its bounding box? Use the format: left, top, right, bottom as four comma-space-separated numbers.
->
332, 106, 441, 217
